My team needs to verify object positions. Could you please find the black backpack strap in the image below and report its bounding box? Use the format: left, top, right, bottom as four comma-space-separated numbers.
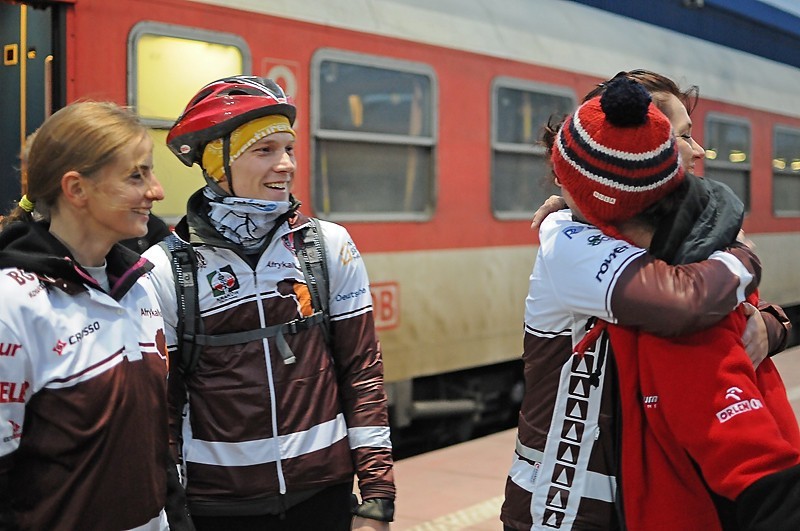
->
158, 234, 204, 376
295, 217, 331, 344
192, 313, 326, 365
158, 219, 331, 373
190, 219, 329, 366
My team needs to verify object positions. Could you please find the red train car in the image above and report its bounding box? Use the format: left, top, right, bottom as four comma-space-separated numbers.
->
2, 0, 799, 442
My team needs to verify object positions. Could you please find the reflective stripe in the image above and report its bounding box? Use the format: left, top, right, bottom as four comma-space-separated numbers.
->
585, 471, 616, 503
281, 413, 347, 459
531, 338, 610, 530
709, 250, 753, 305
184, 414, 347, 466
509, 454, 615, 502
508, 453, 540, 493
126, 509, 168, 531
516, 438, 545, 463
347, 426, 392, 449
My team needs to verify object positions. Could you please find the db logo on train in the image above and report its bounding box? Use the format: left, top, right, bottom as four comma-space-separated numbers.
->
370, 282, 399, 330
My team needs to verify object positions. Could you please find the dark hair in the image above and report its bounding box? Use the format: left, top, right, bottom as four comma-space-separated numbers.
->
583, 70, 699, 113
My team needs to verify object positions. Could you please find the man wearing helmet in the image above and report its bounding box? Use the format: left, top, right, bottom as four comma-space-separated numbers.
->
143, 76, 395, 531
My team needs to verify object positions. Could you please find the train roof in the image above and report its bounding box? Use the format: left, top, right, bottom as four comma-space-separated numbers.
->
570, 0, 800, 70
189, 0, 800, 118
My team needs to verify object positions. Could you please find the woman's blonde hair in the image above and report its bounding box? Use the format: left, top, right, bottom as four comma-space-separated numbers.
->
1, 101, 147, 228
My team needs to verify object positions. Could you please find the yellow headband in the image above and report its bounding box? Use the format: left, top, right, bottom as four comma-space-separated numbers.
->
201, 115, 295, 181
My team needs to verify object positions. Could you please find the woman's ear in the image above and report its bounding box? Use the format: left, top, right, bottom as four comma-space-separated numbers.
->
60, 171, 89, 207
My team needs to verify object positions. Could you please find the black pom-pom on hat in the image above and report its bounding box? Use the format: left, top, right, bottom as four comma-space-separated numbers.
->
550, 71, 684, 239
600, 77, 652, 127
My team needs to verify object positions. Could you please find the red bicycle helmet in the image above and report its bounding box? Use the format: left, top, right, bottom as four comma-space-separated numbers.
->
167, 76, 296, 168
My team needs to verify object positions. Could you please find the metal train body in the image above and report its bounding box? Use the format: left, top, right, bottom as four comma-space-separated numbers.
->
2, 0, 799, 437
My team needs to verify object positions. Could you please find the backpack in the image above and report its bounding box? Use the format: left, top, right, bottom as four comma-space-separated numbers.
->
158, 218, 330, 376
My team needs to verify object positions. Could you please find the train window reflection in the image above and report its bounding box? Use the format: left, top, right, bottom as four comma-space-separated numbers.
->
704, 115, 751, 212
773, 126, 800, 216
127, 22, 250, 219
491, 79, 574, 220
312, 51, 436, 221
129, 23, 248, 127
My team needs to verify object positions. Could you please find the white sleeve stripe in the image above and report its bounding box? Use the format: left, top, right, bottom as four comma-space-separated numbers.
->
709, 250, 754, 304
347, 426, 392, 449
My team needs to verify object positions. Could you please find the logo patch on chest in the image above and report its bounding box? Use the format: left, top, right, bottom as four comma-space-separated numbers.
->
207, 265, 240, 299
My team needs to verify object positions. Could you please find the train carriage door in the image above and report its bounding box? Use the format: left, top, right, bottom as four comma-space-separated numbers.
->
0, 1, 55, 214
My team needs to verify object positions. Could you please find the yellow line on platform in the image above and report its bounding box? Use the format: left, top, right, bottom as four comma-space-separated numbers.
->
404, 495, 504, 531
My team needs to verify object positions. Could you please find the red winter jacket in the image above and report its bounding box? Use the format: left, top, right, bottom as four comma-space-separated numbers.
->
608, 292, 800, 531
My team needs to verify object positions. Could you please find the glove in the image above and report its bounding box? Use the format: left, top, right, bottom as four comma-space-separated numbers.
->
351, 495, 395, 522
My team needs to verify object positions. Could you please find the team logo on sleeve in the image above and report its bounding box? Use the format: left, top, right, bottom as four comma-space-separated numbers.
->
586, 234, 612, 246
562, 226, 586, 239
339, 240, 361, 266
207, 265, 240, 298
53, 339, 67, 356
2, 420, 22, 442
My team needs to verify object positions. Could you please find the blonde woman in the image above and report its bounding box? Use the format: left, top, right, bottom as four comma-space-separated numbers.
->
0, 101, 190, 530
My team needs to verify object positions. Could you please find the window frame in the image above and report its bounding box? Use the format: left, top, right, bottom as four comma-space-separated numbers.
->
703, 112, 752, 211
127, 21, 251, 128
772, 124, 800, 217
126, 22, 251, 220
490, 76, 576, 220
310, 48, 438, 222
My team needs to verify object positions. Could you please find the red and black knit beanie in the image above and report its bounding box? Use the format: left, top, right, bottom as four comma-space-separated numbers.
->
552, 77, 685, 236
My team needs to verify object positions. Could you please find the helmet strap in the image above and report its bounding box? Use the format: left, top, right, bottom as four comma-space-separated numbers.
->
202, 173, 230, 197
222, 134, 236, 196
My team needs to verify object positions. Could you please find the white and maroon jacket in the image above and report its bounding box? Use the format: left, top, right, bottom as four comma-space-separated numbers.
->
501, 210, 761, 531
0, 222, 170, 531
144, 199, 395, 517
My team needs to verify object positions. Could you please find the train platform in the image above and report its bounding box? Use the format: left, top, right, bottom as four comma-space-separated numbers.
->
389, 346, 800, 530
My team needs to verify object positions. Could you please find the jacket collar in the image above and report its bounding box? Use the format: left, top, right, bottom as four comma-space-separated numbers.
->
0, 220, 153, 299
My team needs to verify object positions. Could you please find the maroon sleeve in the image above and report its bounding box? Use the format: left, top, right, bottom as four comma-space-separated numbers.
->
0, 453, 18, 529
611, 243, 761, 337
757, 301, 791, 356
329, 312, 396, 501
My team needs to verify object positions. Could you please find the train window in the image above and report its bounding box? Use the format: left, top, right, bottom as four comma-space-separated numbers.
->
704, 114, 751, 211
128, 22, 250, 219
773, 127, 800, 217
491, 78, 575, 220
312, 50, 436, 221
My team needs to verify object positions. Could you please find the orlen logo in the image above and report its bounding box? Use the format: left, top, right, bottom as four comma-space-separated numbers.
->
716, 387, 763, 423
69, 321, 100, 345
